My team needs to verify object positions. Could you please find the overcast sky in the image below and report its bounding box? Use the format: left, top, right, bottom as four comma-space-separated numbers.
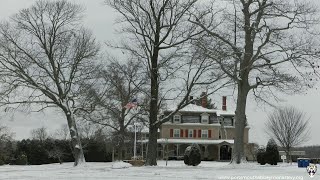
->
0, 0, 320, 147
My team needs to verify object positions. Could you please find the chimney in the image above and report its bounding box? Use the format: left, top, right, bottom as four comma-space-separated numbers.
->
201, 92, 207, 108
222, 96, 227, 111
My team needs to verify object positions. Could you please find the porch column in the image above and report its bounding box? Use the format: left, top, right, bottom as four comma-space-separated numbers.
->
217, 144, 220, 161
231, 145, 234, 160
176, 144, 180, 156
141, 142, 144, 159
162, 144, 166, 159
146, 143, 148, 158
204, 145, 208, 159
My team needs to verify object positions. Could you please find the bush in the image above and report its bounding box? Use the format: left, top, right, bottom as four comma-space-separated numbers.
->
184, 144, 201, 166
256, 139, 279, 165
265, 139, 279, 165
0, 155, 4, 166
258, 152, 267, 165
0, 153, 5, 165
256, 146, 266, 165
16, 154, 28, 165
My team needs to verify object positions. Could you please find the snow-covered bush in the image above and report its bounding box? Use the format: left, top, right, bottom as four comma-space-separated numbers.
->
112, 161, 132, 169
265, 139, 279, 165
257, 139, 279, 165
256, 146, 266, 165
184, 144, 201, 166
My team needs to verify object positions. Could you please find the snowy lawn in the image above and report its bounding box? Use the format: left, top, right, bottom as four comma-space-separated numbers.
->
0, 161, 316, 180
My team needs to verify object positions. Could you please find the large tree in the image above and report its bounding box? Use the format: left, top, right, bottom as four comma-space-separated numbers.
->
266, 106, 310, 163
79, 59, 148, 160
107, 0, 230, 165
0, 0, 100, 166
190, 0, 320, 163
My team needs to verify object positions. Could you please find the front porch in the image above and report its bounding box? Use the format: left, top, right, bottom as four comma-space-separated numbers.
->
140, 138, 234, 161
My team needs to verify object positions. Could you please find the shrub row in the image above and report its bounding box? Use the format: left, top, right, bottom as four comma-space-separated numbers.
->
0, 138, 112, 165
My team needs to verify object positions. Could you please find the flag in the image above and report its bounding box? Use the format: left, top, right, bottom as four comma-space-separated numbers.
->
124, 98, 138, 109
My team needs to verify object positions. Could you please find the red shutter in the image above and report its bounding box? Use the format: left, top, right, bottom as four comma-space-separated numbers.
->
208, 130, 212, 138
180, 129, 183, 138
193, 130, 196, 138
198, 130, 201, 138
185, 129, 188, 138
170, 129, 173, 137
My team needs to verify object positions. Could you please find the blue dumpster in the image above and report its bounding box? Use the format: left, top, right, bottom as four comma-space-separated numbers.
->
297, 158, 310, 168
304, 159, 310, 167
298, 158, 303, 167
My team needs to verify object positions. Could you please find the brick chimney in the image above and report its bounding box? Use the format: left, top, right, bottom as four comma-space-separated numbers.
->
222, 96, 227, 111
201, 92, 207, 108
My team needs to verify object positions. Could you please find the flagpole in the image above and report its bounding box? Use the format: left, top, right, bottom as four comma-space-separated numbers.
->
134, 122, 137, 160
125, 98, 138, 160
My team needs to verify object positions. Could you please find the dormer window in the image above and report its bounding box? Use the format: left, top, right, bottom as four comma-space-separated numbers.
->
173, 114, 181, 123
201, 113, 209, 124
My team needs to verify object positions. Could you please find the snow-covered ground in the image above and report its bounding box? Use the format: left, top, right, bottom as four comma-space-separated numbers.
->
0, 161, 316, 180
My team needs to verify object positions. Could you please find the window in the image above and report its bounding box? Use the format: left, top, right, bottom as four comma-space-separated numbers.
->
220, 117, 234, 126
173, 115, 181, 123
188, 129, 193, 138
210, 116, 219, 124
174, 129, 180, 138
201, 130, 208, 138
201, 114, 209, 124
182, 115, 200, 123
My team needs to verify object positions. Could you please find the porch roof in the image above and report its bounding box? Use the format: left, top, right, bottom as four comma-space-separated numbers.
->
139, 138, 234, 145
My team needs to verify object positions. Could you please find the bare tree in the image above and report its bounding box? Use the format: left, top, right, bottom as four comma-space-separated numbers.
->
0, 0, 100, 166
31, 127, 48, 142
266, 106, 310, 163
190, 0, 320, 163
0, 124, 13, 142
48, 147, 65, 164
77, 121, 100, 140
79, 59, 148, 160
54, 124, 70, 140
0, 124, 14, 165
107, 0, 230, 166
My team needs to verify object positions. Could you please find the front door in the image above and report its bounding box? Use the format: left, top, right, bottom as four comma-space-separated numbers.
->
220, 145, 232, 160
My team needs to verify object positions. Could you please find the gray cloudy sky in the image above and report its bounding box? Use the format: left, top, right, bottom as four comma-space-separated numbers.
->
0, 0, 320, 147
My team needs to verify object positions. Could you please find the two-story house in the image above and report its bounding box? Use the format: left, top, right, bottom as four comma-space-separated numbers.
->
156, 95, 250, 161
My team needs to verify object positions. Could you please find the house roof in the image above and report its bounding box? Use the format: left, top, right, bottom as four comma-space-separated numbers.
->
165, 104, 235, 116
139, 138, 234, 145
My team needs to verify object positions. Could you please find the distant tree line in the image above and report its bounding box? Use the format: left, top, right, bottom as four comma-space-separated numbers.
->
0, 138, 112, 165
0, 125, 113, 165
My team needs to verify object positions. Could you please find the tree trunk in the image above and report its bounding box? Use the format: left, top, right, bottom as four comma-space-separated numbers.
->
58, 157, 62, 164
285, 148, 291, 163
233, 83, 249, 164
66, 112, 85, 166
146, 124, 158, 165
118, 135, 125, 160
145, 40, 160, 165
286, 151, 289, 163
